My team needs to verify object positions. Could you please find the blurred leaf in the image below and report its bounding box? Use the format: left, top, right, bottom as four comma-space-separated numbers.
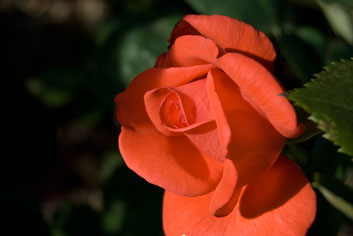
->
317, 0, 353, 46
185, 0, 280, 33
79, 109, 105, 128
307, 187, 345, 236
117, 15, 182, 86
287, 0, 318, 8
95, 20, 122, 46
51, 229, 67, 236
289, 59, 353, 156
100, 151, 123, 181
102, 199, 126, 235
314, 173, 353, 220
51, 203, 101, 236
296, 26, 326, 59
309, 137, 353, 181
103, 166, 164, 235
283, 143, 310, 167
320, 0, 353, 9
277, 33, 323, 82
25, 68, 80, 108
26, 78, 73, 108
325, 39, 353, 64
120, 0, 156, 13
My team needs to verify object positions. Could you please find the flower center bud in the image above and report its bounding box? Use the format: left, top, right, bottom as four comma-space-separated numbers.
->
160, 92, 188, 129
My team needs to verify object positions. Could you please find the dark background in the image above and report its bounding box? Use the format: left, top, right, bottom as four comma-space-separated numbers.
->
1, 0, 352, 235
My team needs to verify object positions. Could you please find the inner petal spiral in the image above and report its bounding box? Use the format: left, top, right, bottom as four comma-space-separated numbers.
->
160, 92, 189, 129
144, 78, 225, 161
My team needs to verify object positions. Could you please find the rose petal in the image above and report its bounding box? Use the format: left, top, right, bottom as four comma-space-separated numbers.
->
173, 79, 223, 161
206, 69, 232, 158
155, 52, 172, 68
163, 156, 316, 236
183, 122, 224, 161
168, 35, 219, 67
226, 156, 317, 236
207, 68, 285, 186
144, 78, 224, 161
144, 87, 178, 136
172, 79, 215, 124
119, 124, 223, 196
217, 53, 303, 138
115, 64, 213, 128
210, 159, 240, 217
163, 191, 232, 236
116, 64, 222, 196
170, 14, 276, 68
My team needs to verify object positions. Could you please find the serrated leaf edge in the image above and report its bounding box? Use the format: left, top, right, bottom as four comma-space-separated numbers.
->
289, 58, 353, 156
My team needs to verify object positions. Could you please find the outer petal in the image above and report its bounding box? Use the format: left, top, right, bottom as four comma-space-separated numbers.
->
217, 53, 303, 138
168, 35, 219, 67
119, 125, 223, 196
155, 52, 172, 68
163, 191, 232, 236
207, 68, 285, 186
163, 156, 316, 236
170, 14, 276, 68
210, 159, 240, 217
226, 156, 317, 236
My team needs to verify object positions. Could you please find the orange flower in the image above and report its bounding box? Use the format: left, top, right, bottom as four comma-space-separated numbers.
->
115, 15, 316, 235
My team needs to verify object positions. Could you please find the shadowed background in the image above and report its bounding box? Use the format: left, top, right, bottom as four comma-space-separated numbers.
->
2, 0, 352, 235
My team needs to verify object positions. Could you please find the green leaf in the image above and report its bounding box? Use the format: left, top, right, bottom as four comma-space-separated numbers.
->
289, 59, 353, 156
102, 199, 126, 235
185, 0, 280, 34
51, 203, 101, 236
277, 33, 324, 82
100, 152, 123, 182
295, 26, 326, 60
283, 143, 310, 167
309, 137, 353, 180
313, 173, 353, 220
320, 0, 353, 9
25, 68, 79, 108
325, 39, 353, 65
317, 0, 353, 46
117, 15, 182, 86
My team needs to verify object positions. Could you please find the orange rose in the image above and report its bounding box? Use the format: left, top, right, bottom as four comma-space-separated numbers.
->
115, 15, 316, 236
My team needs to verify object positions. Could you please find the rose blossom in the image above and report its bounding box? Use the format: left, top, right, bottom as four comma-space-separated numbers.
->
115, 15, 316, 236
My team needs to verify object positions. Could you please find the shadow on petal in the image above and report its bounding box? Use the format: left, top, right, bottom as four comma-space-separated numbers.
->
120, 125, 223, 197
239, 156, 311, 219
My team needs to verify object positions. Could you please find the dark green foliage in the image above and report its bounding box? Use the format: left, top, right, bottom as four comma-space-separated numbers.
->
289, 59, 353, 156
